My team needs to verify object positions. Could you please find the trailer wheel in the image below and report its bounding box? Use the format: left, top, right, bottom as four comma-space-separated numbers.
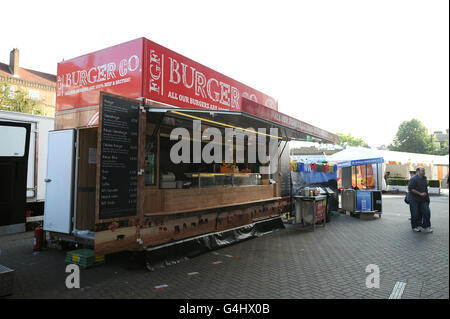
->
145, 262, 155, 272
60, 240, 75, 251
143, 251, 156, 272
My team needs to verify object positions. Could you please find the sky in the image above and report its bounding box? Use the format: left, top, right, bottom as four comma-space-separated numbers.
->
1, 0, 448, 147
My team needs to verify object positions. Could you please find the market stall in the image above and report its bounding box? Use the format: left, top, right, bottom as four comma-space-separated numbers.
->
332, 158, 383, 217
43, 37, 338, 256
288, 160, 338, 227
292, 193, 327, 231
325, 148, 384, 217
377, 150, 448, 192
329, 146, 449, 191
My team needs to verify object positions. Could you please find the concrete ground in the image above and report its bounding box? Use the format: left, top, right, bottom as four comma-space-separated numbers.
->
0, 194, 448, 299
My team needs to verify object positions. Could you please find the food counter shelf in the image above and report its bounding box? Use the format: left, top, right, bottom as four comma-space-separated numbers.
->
185, 173, 262, 188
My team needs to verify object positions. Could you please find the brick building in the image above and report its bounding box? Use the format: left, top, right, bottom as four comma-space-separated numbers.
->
0, 48, 56, 117
433, 129, 449, 146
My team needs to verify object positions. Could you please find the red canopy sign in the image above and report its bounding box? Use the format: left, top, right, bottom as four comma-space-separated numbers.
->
55, 37, 336, 143
56, 38, 143, 111
241, 98, 339, 144
56, 37, 277, 112
143, 39, 277, 112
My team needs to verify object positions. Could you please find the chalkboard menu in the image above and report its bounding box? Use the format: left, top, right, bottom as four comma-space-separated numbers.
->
98, 94, 139, 220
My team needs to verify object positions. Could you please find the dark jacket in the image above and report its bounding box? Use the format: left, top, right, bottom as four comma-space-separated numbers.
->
408, 175, 429, 202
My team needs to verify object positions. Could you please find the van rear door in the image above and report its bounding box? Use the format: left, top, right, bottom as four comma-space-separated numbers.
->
0, 121, 30, 235
43, 129, 75, 234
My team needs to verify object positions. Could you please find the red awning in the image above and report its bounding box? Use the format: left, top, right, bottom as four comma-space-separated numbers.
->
146, 100, 338, 144
240, 98, 338, 144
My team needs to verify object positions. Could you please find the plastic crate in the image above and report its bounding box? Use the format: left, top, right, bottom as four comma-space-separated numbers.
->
0, 264, 14, 297
65, 249, 105, 269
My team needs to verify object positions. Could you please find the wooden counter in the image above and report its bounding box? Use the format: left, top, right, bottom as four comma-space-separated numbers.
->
143, 184, 276, 216
144, 197, 281, 217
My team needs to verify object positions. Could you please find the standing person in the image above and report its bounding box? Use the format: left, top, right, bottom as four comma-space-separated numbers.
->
408, 167, 433, 233
384, 171, 390, 184
407, 169, 418, 220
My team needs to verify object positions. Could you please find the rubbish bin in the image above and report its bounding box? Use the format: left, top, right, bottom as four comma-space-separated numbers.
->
342, 189, 356, 212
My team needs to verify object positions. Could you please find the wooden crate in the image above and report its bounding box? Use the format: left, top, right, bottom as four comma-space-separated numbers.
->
355, 210, 379, 220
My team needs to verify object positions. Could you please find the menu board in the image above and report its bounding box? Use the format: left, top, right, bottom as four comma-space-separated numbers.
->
98, 94, 139, 220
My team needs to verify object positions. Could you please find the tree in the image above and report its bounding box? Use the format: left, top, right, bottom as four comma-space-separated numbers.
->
389, 119, 436, 154
0, 81, 41, 115
425, 135, 440, 155
437, 138, 449, 155
336, 133, 368, 147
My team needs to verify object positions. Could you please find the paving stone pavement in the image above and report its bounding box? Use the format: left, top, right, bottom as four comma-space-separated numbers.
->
0, 195, 448, 299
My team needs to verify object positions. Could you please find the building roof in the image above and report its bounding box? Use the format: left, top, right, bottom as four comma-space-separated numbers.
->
0, 61, 56, 87
433, 130, 449, 143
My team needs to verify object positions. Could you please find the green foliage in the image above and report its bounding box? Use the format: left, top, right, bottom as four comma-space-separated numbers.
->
389, 119, 429, 154
336, 133, 368, 147
428, 180, 441, 188
437, 138, 449, 156
387, 178, 409, 186
388, 119, 448, 155
0, 81, 41, 115
425, 135, 440, 155
387, 178, 441, 188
